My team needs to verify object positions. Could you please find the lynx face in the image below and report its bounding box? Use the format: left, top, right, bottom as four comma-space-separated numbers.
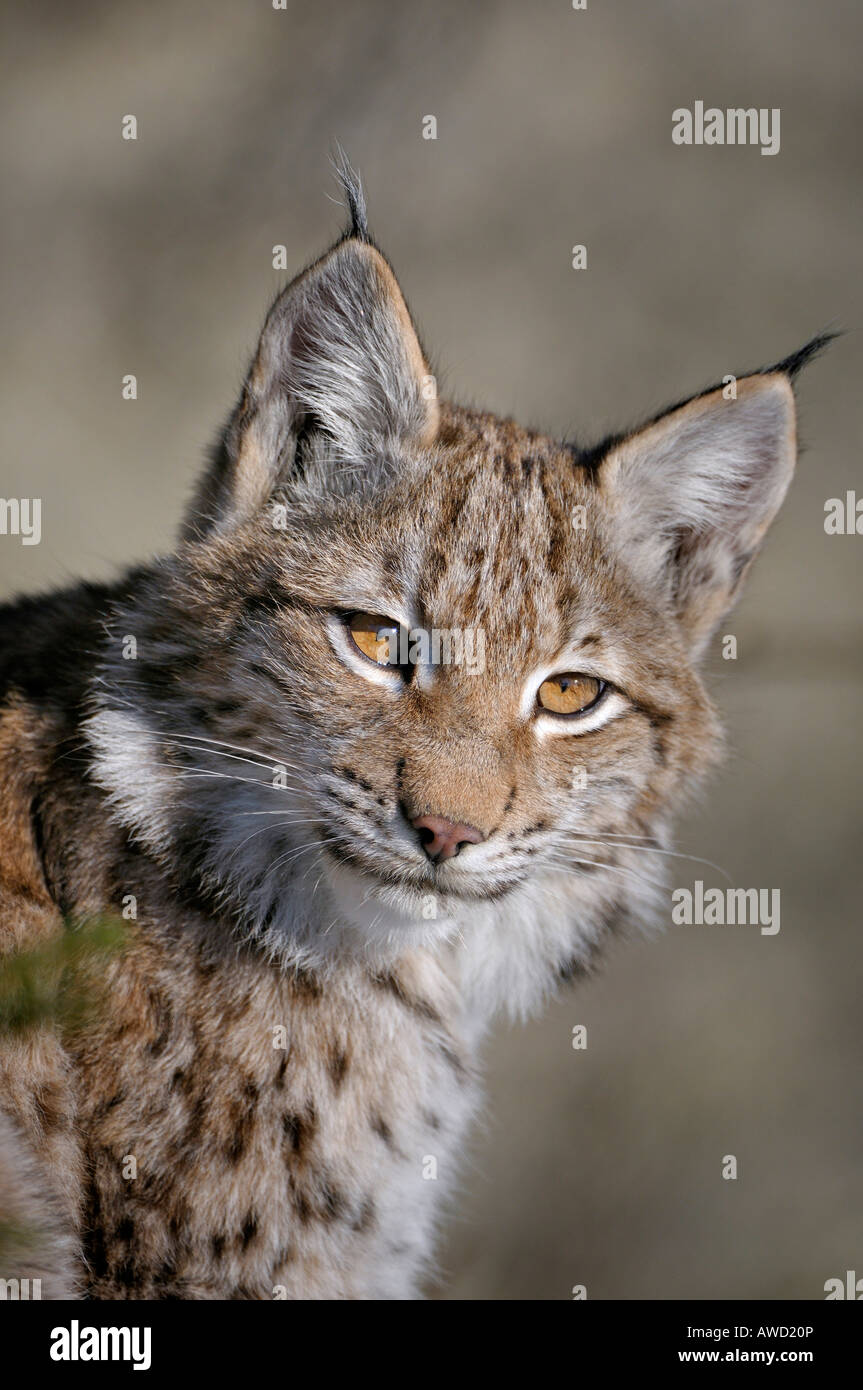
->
87, 174, 816, 972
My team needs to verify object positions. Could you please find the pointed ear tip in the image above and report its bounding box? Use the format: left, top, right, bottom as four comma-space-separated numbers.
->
330, 236, 403, 296
740, 371, 795, 407
734, 376, 797, 455
336, 234, 379, 259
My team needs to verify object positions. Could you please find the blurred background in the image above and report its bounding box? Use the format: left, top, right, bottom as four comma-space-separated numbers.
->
1, 0, 860, 1299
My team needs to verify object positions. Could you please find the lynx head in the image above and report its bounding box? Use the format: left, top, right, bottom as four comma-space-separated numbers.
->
87, 166, 826, 994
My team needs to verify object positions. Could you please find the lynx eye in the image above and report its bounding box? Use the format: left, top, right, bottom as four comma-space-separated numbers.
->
346, 612, 403, 667
537, 673, 605, 717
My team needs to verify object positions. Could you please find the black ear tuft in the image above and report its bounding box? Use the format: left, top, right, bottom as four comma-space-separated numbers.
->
570, 332, 837, 483
763, 330, 840, 381
331, 145, 369, 242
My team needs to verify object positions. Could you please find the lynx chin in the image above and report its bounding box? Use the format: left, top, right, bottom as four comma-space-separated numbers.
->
0, 158, 829, 1299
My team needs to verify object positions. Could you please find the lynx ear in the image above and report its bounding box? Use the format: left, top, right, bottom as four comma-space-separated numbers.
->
184, 235, 438, 537
598, 370, 799, 658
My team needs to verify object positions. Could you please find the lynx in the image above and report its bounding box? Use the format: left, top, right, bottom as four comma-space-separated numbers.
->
0, 163, 828, 1299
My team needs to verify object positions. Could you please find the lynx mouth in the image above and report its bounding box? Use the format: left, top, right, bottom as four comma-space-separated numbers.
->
321, 839, 523, 904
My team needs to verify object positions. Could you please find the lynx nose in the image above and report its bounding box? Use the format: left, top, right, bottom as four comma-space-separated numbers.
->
411, 814, 484, 863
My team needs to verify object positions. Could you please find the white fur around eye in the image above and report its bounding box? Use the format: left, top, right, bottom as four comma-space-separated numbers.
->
533, 689, 628, 740
326, 614, 403, 690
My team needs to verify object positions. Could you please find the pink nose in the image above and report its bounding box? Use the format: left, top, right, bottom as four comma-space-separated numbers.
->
411, 814, 484, 863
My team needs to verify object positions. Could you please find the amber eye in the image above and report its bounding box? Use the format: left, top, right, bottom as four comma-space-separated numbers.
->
537, 673, 605, 717
346, 612, 404, 667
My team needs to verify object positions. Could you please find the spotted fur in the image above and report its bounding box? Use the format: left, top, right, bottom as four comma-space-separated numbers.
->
0, 170, 826, 1298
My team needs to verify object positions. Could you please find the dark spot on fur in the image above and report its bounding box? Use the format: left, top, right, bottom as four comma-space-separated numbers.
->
326, 786, 359, 811
370, 970, 443, 1025
558, 956, 589, 985
226, 1131, 246, 1165
196, 951, 219, 980
282, 1104, 317, 1158
329, 1045, 349, 1090
113, 1216, 135, 1244
145, 992, 173, 1058
337, 766, 374, 794
319, 1181, 345, 1222
211, 1234, 226, 1260
92, 1088, 125, 1122
240, 1213, 258, 1250
115, 1257, 137, 1288
168, 1211, 186, 1239
32, 1082, 66, 1131
289, 965, 322, 1000
352, 1197, 376, 1234
185, 1092, 209, 1140
293, 1188, 312, 1224
371, 1113, 394, 1147
225, 1080, 260, 1165
80, 1149, 108, 1282
243, 589, 277, 619
439, 1041, 469, 1081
